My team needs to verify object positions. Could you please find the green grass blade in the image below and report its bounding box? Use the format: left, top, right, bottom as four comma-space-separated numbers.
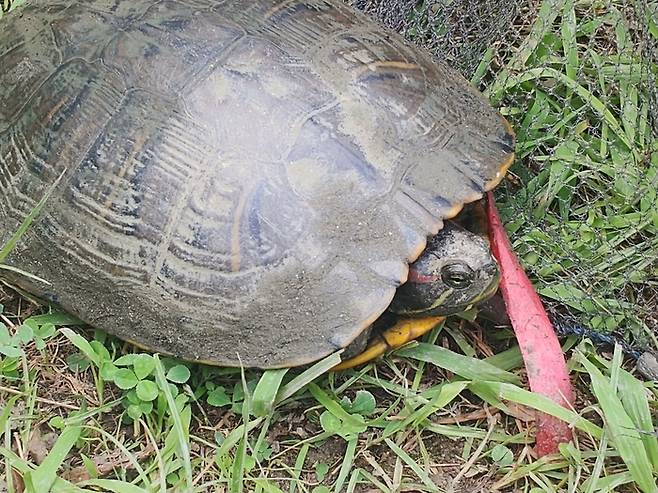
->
0, 447, 90, 493
508, 0, 563, 72
560, 0, 578, 86
444, 327, 476, 358
488, 67, 635, 153
577, 354, 657, 493
230, 366, 251, 493
617, 368, 658, 470
0, 395, 19, 441
231, 434, 247, 493
24, 425, 82, 493
345, 468, 363, 493
357, 469, 392, 493
582, 471, 635, 493
308, 383, 366, 429
410, 381, 468, 427
216, 418, 264, 458
384, 438, 440, 492
81, 425, 150, 487
395, 343, 519, 384
0, 264, 51, 285
77, 479, 148, 493
469, 381, 602, 438
59, 328, 101, 367
252, 368, 288, 417
289, 443, 309, 493
276, 351, 342, 404
424, 423, 528, 443
484, 345, 523, 371
0, 170, 65, 263
334, 437, 358, 492
62, 400, 122, 427
470, 46, 495, 86
153, 355, 193, 490
27, 312, 85, 326
485, 0, 564, 98
383, 381, 468, 439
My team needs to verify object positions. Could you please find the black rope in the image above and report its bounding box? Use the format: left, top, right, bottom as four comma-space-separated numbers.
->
550, 311, 644, 360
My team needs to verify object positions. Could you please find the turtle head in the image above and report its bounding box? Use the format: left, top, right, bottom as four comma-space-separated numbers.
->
389, 221, 500, 317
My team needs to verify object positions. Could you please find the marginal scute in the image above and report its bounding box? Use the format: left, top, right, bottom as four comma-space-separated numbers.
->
0, 0, 513, 368
394, 190, 444, 236
368, 260, 408, 285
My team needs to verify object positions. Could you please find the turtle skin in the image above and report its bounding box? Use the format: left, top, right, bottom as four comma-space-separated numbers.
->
0, 0, 514, 368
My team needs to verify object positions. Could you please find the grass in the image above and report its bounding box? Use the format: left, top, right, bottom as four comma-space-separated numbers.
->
485, 0, 658, 345
1, 0, 658, 492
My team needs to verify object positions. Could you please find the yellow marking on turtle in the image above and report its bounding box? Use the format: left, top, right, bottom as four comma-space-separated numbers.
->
502, 116, 516, 140
444, 202, 465, 220
485, 149, 515, 191
408, 237, 428, 263
484, 117, 516, 190
332, 316, 445, 371
230, 186, 251, 272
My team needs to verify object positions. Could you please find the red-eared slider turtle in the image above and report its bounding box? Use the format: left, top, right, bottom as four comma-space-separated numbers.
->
0, 0, 514, 369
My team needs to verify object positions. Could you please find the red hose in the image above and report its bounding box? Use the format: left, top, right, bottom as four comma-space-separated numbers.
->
486, 192, 574, 456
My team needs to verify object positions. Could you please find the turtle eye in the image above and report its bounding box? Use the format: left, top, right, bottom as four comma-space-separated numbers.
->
441, 262, 475, 289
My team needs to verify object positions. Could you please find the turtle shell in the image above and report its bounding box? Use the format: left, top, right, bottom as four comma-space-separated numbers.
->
0, 0, 514, 368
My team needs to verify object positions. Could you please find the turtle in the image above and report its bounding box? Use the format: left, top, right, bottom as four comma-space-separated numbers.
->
0, 0, 514, 369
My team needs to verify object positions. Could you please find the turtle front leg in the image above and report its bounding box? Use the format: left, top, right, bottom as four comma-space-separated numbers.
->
331, 316, 444, 370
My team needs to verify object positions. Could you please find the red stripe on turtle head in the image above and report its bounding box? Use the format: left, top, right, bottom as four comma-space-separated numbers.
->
407, 267, 438, 284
